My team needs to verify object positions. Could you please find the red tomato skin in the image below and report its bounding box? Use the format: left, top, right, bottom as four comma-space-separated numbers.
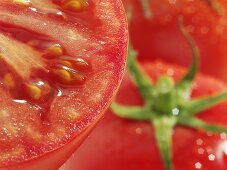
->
126, 0, 227, 82
0, 0, 128, 169
61, 61, 227, 170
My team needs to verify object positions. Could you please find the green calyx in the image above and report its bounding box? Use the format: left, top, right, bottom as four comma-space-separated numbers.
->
111, 18, 227, 170
153, 76, 176, 115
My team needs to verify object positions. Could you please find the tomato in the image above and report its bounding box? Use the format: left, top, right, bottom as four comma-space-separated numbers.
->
62, 1, 227, 167
62, 60, 227, 170
0, 0, 127, 169
126, 0, 227, 82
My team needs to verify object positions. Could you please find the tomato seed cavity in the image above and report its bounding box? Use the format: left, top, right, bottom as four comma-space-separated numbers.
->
0, 22, 91, 112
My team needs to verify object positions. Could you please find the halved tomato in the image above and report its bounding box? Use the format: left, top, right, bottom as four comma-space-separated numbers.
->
0, 0, 127, 169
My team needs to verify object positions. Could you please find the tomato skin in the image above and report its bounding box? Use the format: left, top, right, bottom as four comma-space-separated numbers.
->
126, 0, 227, 82
62, 61, 227, 170
0, 0, 127, 169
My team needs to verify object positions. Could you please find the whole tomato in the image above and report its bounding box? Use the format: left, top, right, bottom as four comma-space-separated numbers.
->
63, 59, 227, 170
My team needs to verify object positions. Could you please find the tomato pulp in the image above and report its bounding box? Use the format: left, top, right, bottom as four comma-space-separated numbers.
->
0, 0, 127, 169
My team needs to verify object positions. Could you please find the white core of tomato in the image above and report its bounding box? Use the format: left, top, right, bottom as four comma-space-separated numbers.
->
0, 33, 45, 79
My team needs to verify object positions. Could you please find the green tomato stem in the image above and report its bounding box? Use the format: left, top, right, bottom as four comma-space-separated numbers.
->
185, 92, 227, 116
178, 116, 227, 134
176, 17, 199, 94
127, 43, 154, 105
153, 76, 176, 114
111, 102, 150, 121
153, 116, 177, 170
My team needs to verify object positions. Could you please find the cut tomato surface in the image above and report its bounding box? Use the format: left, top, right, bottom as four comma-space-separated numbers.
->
62, 61, 227, 170
0, 0, 127, 169
125, 0, 227, 82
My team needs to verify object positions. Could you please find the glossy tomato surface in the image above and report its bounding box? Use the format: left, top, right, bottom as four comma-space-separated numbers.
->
62, 61, 227, 170
0, 0, 127, 169
126, 0, 227, 82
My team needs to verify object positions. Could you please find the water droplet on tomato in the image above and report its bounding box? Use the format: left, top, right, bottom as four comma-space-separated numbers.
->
195, 162, 202, 169
208, 154, 216, 161
135, 127, 143, 135
198, 147, 205, 155
172, 108, 179, 116
196, 138, 203, 145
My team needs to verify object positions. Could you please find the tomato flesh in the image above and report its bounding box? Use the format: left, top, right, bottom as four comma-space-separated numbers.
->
62, 61, 227, 170
0, 0, 127, 169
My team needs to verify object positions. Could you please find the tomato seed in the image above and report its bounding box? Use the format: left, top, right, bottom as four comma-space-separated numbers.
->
71, 58, 90, 71
59, 60, 73, 67
13, 0, 31, 7
53, 69, 72, 82
50, 67, 85, 86
70, 70, 86, 83
58, 57, 91, 71
44, 44, 63, 58
62, 0, 87, 12
3, 73, 15, 89
26, 84, 42, 101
